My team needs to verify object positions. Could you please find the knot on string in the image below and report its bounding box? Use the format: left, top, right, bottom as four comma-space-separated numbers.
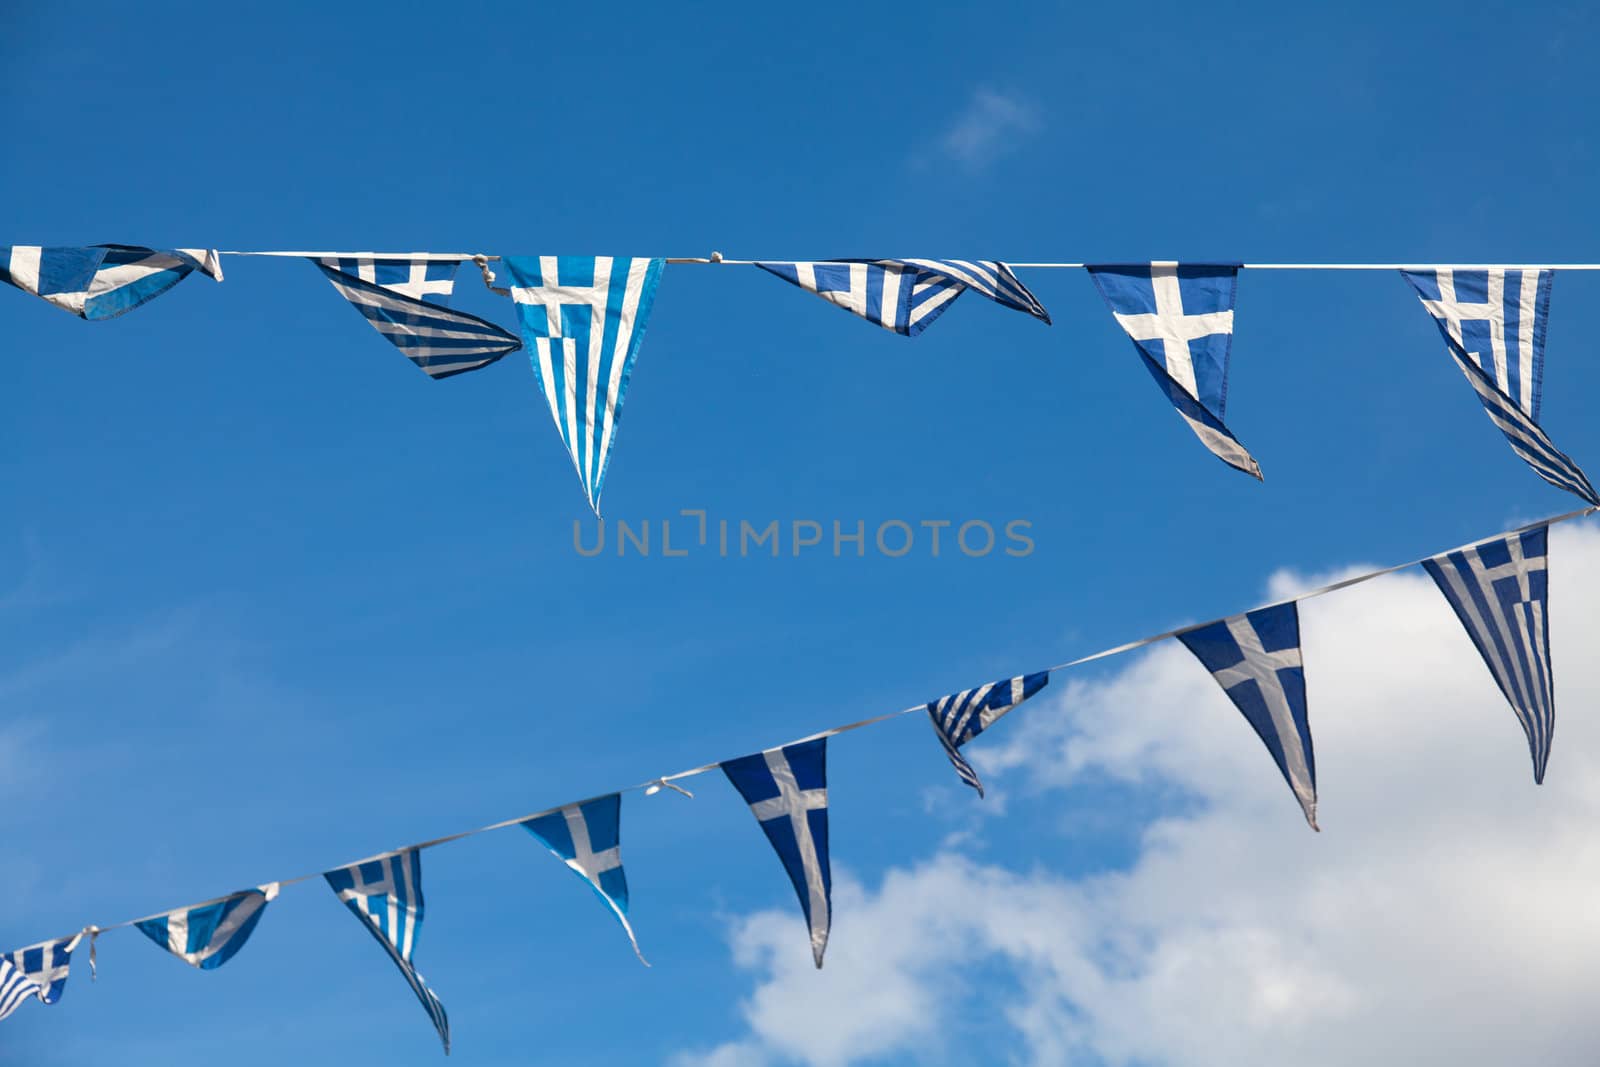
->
85, 926, 100, 980
472, 254, 508, 295
644, 778, 694, 799
709, 251, 723, 263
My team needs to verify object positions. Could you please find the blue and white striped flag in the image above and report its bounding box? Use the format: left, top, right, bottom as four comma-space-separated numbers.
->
1423, 525, 1556, 783
316, 257, 521, 380
1088, 263, 1262, 479
325, 850, 450, 1053
0, 957, 43, 1023
1178, 603, 1317, 829
135, 884, 278, 970
1, 244, 222, 320
502, 256, 665, 514
1403, 269, 1597, 504
927, 671, 1049, 796
521, 793, 646, 963
756, 259, 1050, 336
722, 738, 832, 968
2, 933, 81, 1015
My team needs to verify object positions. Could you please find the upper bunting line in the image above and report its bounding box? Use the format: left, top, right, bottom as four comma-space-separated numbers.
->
208, 251, 1600, 270
61, 504, 1598, 947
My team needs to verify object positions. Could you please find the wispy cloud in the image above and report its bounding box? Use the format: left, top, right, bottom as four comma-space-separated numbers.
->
932, 88, 1041, 171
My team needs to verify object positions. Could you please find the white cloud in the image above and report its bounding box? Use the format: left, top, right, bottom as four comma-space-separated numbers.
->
933, 88, 1040, 170
675, 523, 1600, 1067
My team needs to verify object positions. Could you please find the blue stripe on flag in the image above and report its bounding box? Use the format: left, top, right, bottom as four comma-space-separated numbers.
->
325, 850, 450, 1053
502, 256, 665, 514
926, 671, 1050, 796
316, 260, 521, 380
1422, 525, 1556, 782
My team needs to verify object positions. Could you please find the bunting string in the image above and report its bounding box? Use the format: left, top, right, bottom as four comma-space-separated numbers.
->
51, 504, 1596, 947
207, 251, 1600, 270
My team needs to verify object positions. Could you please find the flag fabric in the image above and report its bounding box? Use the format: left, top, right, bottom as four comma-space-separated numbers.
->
1402, 269, 1597, 504
315, 257, 521, 380
0, 244, 222, 320
755, 259, 1050, 336
927, 671, 1050, 796
521, 793, 646, 963
2, 934, 81, 1013
502, 256, 664, 514
1087, 263, 1262, 479
721, 738, 832, 968
1422, 525, 1556, 782
325, 850, 450, 1053
1177, 603, 1317, 829
0, 957, 43, 1023
135, 884, 278, 970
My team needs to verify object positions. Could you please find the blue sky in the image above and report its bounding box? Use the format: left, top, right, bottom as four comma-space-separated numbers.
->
6, 2, 1600, 1064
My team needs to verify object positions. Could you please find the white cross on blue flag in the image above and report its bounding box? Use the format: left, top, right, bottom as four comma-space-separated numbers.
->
325, 850, 450, 1053
1177, 603, 1317, 829
1088, 263, 1261, 479
0, 244, 222, 320
135, 884, 278, 970
927, 671, 1050, 797
1423, 524, 1556, 782
316, 256, 522, 380
756, 259, 1050, 336
503, 255, 665, 515
722, 738, 832, 968
521, 793, 646, 964
2, 933, 81, 1016
1402, 269, 1597, 505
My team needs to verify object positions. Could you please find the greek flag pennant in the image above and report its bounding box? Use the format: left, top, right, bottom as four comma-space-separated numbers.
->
755, 259, 1050, 336
325, 850, 450, 1053
1178, 603, 1318, 829
315, 257, 521, 380
1423, 525, 1556, 782
927, 671, 1050, 796
0, 957, 42, 1023
1402, 270, 1597, 505
2, 933, 81, 1016
722, 738, 832, 968
135, 884, 278, 970
521, 793, 646, 964
1088, 263, 1262, 479
0, 244, 222, 320
502, 256, 665, 515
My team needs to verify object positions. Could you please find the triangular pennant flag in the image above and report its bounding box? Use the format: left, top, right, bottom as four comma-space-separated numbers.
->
1087, 263, 1262, 479
1177, 602, 1317, 829
926, 671, 1049, 797
315, 256, 521, 380
325, 850, 450, 1053
755, 259, 1050, 336
0, 244, 222, 320
1402, 269, 1597, 504
0, 957, 43, 1022
1422, 524, 1556, 782
135, 884, 278, 970
521, 794, 646, 964
2, 933, 82, 1017
721, 738, 832, 968
502, 256, 665, 515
